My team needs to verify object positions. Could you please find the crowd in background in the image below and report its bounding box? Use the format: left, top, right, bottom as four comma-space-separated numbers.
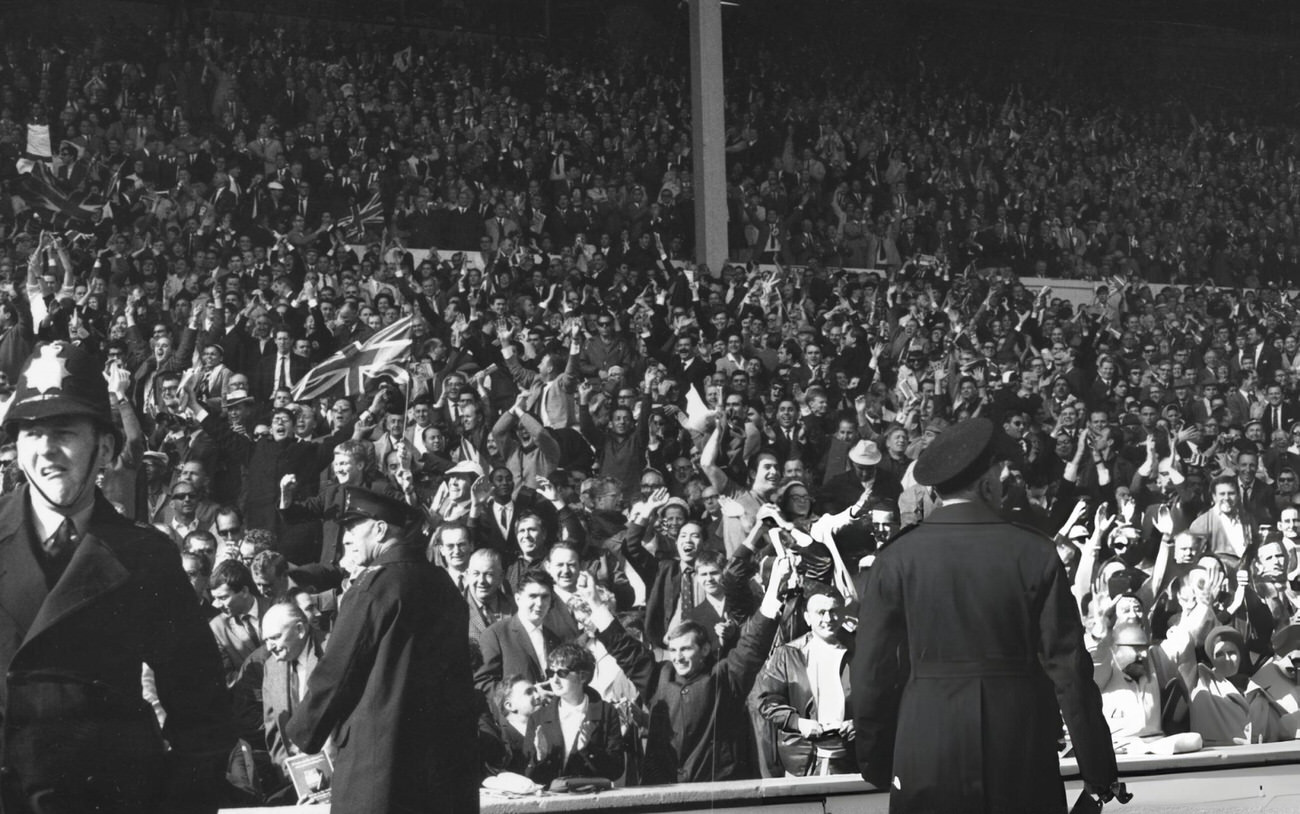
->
5, 5, 1300, 802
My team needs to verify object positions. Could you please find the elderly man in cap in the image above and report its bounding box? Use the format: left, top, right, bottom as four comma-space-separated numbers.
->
0, 341, 233, 812
286, 486, 478, 813
853, 416, 1121, 813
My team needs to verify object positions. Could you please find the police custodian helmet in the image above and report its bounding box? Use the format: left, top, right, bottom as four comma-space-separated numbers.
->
4, 342, 122, 452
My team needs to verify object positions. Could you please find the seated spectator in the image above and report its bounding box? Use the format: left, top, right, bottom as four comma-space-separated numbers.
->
1094, 621, 1202, 755
579, 556, 791, 783
527, 643, 627, 785
1187, 626, 1277, 746
754, 582, 855, 776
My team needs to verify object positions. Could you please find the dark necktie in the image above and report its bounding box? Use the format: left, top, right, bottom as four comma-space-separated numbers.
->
44, 518, 77, 560
680, 565, 695, 612
287, 659, 299, 713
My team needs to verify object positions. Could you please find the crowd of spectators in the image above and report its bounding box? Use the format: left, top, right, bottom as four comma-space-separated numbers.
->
6, 4, 1300, 803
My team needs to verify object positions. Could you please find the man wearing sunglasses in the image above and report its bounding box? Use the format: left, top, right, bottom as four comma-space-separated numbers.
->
161, 481, 219, 544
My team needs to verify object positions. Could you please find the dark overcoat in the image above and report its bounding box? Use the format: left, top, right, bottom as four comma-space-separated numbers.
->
286, 545, 479, 814
0, 485, 233, 814
851, 500, 1117, 814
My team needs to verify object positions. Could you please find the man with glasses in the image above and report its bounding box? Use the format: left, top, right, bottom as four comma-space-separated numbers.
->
214, 506, 246, 557
577, 312, 634, 379
161, 480, 218, 544
434, 523, 474, 591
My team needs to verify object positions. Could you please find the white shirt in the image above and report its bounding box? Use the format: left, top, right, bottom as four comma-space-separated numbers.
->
806, 636, 847, 725
558, 697, 588, 756
520, 617, 547, 671
495, 501, 513, 536
1217, 509, 1248, 557
30, 499, 91, 546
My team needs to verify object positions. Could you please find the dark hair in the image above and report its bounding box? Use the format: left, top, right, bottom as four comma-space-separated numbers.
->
181, 550, 212, 578
803, 580, 844, 606
209, 559, 255, 594
547, 642, 595, 676
516, 568, 554, 594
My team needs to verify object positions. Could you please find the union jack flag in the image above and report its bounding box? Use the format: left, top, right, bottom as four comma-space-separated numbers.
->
10, 162, 103, 229
335, 192, 385, 240
291, 316, 413, 401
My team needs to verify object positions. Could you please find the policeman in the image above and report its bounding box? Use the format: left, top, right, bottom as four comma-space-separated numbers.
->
852, 417, 1120, 813
286, 487, 479, 813
0, 341, 234, 813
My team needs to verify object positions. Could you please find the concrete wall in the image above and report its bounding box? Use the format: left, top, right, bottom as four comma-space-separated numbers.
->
220, 742, 1300, 814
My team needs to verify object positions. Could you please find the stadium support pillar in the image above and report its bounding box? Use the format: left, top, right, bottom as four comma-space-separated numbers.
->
689, 0, 727, 275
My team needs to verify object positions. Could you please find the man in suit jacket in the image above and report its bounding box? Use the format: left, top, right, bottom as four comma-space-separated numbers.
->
1236, 449, 1278, 526
287, 487, 478, 814
1189, 475, 1260, 571
1225, 371, 1260, 426
208, 559, 272, 685
1260, 384, 1300, 438
466, 548, 515, 645
260, 601, 326, 795
254, 327, 310, 402
0, 341, 234, 811
467, 468, 559, 561
475, 570, 564, 699
683, 550, 740, 653
484, 203, 522, 250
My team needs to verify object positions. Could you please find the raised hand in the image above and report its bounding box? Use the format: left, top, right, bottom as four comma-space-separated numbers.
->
470, 475, 493, 505
496, 319, 514, 343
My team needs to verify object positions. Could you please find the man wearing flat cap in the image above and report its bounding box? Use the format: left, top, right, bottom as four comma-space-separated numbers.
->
0, 341, 234, 812
852, 417, 1119, 813
287, 486, 479, 813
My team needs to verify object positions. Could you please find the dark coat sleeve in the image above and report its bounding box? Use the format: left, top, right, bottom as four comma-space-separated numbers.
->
285, 582, 383, 753
1037, 554, 1119, 789
851, 554, 907, 787
474, 622, 507, 700
140, 534, 239, 800
596, 618, 661, 705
